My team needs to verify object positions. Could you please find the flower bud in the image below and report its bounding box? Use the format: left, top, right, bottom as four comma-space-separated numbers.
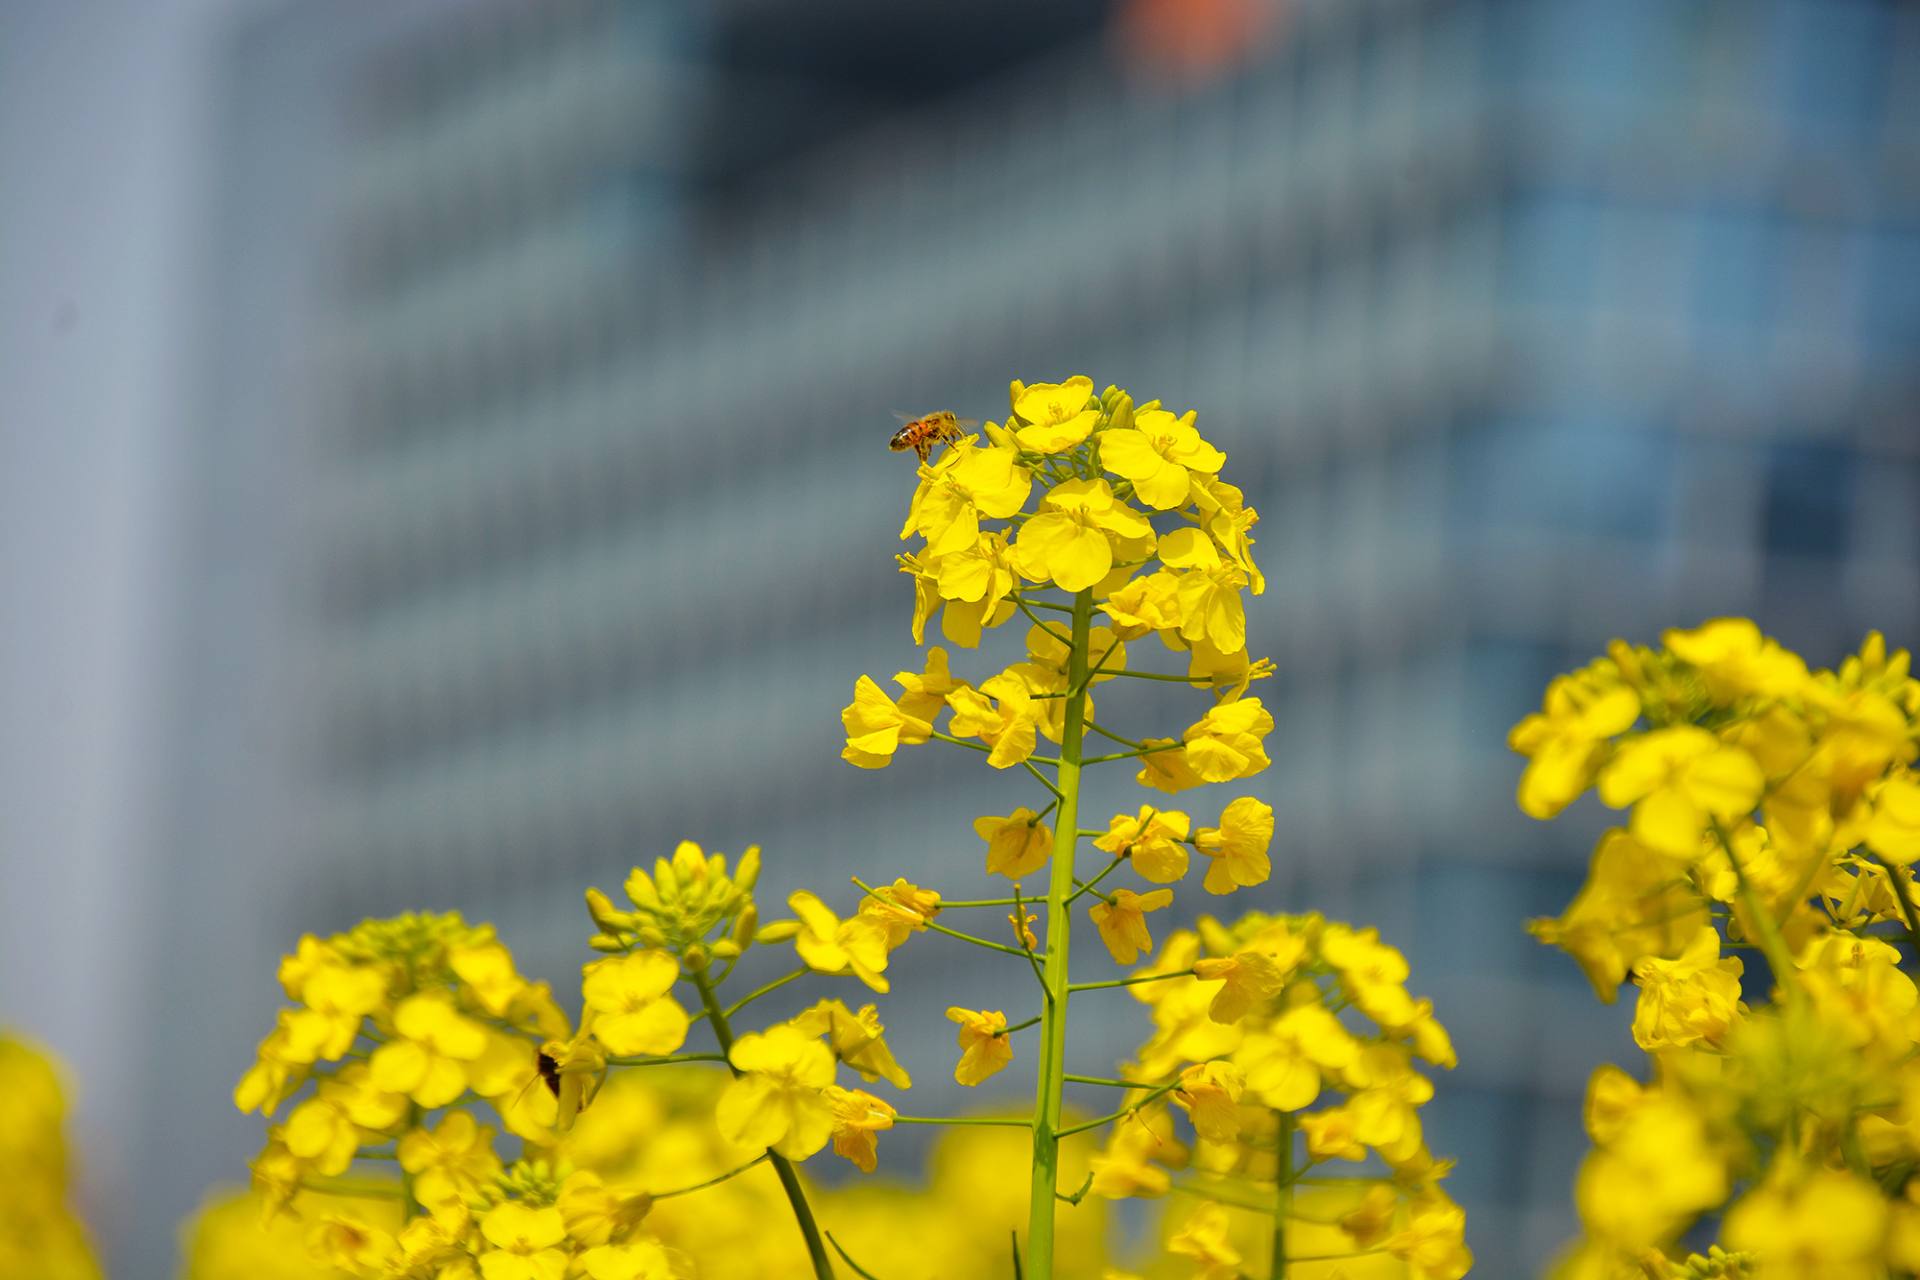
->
731, 904, 759, 952
585, 887, 627, 933
1106, 392, 1134, 434
682, 944, 710, 973
711, 939, 742, 960
624, 869, 661, 912
588, 933, 628, 953
756, 920, 802, 944
734, 846, 762, 894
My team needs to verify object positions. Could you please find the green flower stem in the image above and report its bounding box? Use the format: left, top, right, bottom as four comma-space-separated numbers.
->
1064, 1073, 1154, 1088
690, 967, 836, 1280
1021, 759, 1066, 799
1001, 1014, 1044, 1035
1070, 874, 1116, 907
1711, 819, 1802, 1007
1066, 858, 1126, 904
852, 877, 1035, 958
1082, 742, 1182, 766
930, 731, 991, 753
1273, 1110, 1294, 1279
1013, 598, 1075, 649
940, 896, 1031, 908
1085, 720, 1143, 750
1070, 638, 1125, 699
1867, 852, 1920, 954
1026, 588, 1094, 1279
892, 1114, 1032, 1128
1011, 595, 1074, 614
1053, 1078, 1182, 1139
723, 967, 809, 1018
827, 1234, 884, 1280
1066, 968, 1194, 993
1107, 669, 1225, 686
654, 1152, 771, 1199
606, 1051, 729, 1067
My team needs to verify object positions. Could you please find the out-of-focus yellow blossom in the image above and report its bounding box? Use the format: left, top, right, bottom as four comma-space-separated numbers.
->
1664, 618, 1810, 704
822, 1086, 896, 1173
946, 1008, 1014, 1086
451, 941, 527, 1017
370, 994, 489, 1108
478, 1202, 570, 1280
787, 999, 912, 1090
1090, 888, 1174, 964
557, 1170, 653, 1248
715, 1026, 835, 1160
975, 807, 1053, 878
1191, 948, 1291, 1023
1167, 1201, 1242, 1280
281, 963, 388, 1063
1181, 697, 1273, 783
1598, 726, 1765, 860
1093, 805, 1192, 883
0, 1036, 102, 1280
945, 670, 1041, 768
1509, 667, 1642, 819
577, 1239, 680, 1280
1723, 1164, 1888, 1280
1172, 1061, 1244, 1143
1630, 927, 1744, 1051
839, 675, 933, 768
1574, 1087, 1728, 1251
1529, 828, 1711, 998
399, 1111, 502, 1207
582, 952, 692, 1057
1010, 375, 1099, 453
787, 891, 892, 992
1013, 478, 1155, 592
1099, 406, 1225, 510
1237, 1004, 1358, 1112
1194, 796, 1273, 894
309, 1214, 401, 1273
1866, 770, 1920, 863
1088, 1110, 1175, 1199
1386, 1194, 1474, 1280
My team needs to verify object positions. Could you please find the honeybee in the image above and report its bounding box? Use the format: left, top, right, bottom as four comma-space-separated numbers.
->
889, 410, 978, 463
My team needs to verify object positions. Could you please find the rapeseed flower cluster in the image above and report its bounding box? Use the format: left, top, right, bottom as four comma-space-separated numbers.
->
1518, 620, 1920, 1278
232, 376, 1464, 1278
0, 1035, 102, 1280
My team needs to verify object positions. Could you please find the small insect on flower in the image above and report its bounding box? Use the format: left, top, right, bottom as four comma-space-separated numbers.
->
888, 410, 978, 463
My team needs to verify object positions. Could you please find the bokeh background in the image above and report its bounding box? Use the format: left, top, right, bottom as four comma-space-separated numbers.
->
2, 0, 1917, 1275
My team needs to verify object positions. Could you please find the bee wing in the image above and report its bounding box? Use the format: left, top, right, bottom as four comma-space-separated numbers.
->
954, 417, 981, 430
891, 410, 921, 425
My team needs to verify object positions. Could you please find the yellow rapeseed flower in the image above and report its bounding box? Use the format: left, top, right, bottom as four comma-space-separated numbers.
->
715, 1025, 836, 1160
823, 1086, 897, 1173
582, 951, 691, 1057
1010, 375, 1099, 453
1194, 797, 1273, 894
369, 995, 488, 1108
945, 1008, 1014, 1086
1629, 926, 1744, 1051
1013, 479, 1154, 593
1181, 698, 1274, 783
839, 676, 934, 769
974, 808, 1053, 879
478, 1202, 569, 1280
1089, 888, 1174, 965
1597, 726, 1764, 860
1167, 1202, 1241, 1280
1098, 407, 1225, 510
945, 672, 1041, 769
788, 891, 892, 993
1092, 806, 1192, 883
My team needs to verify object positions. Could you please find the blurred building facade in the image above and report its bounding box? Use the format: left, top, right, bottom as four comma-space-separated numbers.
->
137, 0, 1919, 1273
